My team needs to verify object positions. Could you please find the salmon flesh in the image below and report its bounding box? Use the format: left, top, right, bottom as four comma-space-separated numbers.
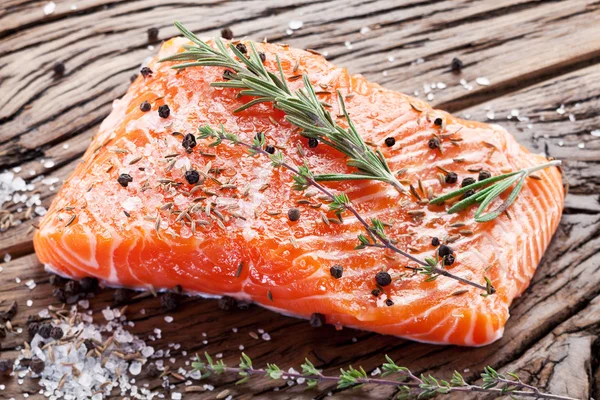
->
33, 37, 565, 346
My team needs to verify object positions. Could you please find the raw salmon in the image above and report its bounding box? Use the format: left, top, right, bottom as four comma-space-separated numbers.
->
33, 37, 565, 346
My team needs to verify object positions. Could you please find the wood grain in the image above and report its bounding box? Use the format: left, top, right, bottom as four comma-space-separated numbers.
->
0, 0, 599, 399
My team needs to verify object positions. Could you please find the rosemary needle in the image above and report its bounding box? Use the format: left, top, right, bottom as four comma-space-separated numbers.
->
160, 22, 407, 194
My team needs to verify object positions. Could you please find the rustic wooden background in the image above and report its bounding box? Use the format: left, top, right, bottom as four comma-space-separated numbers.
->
1, 0, 599, 399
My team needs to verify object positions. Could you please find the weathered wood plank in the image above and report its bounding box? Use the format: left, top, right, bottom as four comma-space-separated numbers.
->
1, 0, 599, 399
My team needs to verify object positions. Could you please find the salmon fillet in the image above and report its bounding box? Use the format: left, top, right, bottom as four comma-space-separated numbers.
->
33, 37, 565, 346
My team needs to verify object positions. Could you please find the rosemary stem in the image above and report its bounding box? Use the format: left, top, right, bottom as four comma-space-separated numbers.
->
233, 138, 488, 292
200, 364, 578, 400
525, 160, 562, 174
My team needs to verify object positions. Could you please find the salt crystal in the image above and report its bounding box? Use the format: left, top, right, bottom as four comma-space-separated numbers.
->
556, 104, 566, 115
171, 393, 182, 400
43, 160, 55, 169
43, 1, 56, 15
387, 55, 395, 62
142, 346, 155, 358
591, 129, 600, 137
27, 300, 33, 307
288, 20, 303, 30
476, 77, 490, 86
285, 28, 293, 35
510, 109, 519, 117
122, 196, 142, 211
578, 143, 585, 149
239, 345, 245, 350
569, 113, 576, 122
382, 70, 388, 77
344, 41, 353, 49
102, 308, 115, 321
3, 253, 11, 263
63, 143, 70, 149
232, 327, 238, 333
34, 206, 47, 216
486, 110, 495, 120
371, 367, 381, 376
436, 82, 447, 89
360, 26, 370, 35
78, 299, 89, 309
164, 316, 173, 323
261, 333, 271, 341
129, 361, 142, 376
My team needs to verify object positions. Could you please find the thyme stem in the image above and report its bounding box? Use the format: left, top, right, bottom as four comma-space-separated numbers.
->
193, 353, 579, 400
199, 125, 489, 293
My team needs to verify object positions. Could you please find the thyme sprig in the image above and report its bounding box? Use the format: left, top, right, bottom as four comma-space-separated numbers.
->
198, 124, 492, 294
192, 352, 577, 399
430, 160, 561, 222
159, 22, 407, 194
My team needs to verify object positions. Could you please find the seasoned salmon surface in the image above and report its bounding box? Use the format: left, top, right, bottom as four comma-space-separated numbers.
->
34, 37, 564, 346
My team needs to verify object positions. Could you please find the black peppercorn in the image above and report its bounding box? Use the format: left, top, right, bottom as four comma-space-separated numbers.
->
64, 280, 81, 296
140, 101, 151, 112
375, 271, 392, 287
184, 170, 200, 185
308, 137, 319, 148
330, 265, 343, 279
158, 104, 170, 118
28, 322, 40, 338
221, 27, 234, 40
140, 67, 153, 78
50, 326, 63, 340
53, 287, 66, 303
384, 137, 396, 147
431, 237, 440, 247
428, 137, 440, 149
371, 289, 381, 297
445, 172, 458, 184
182, 133, 197, 151
53, 61, 65, 77
147, 27, 159, 42
433, 117, 443, 127
451, 57, 464, 73
30, 358, 45, 375
49, 274, 65, 286
309, 313, 325, 328
223, 69, 235, 80
265, 145, 275, 154
38, 323, 52, 339
478, 170, 492, 181
160, 292, 180, 311
259, 52, 266, 63
80, 277, 99, 293
461, 177, 476, 187
444, 254, 456, 266
462, 189, 475, 199
438, 244, 453, 258
287, 208, 300, 222
0, 301, 17, 321
147, 363, 160, 378
235, 43, 247, 54
84, 339, 95, 351
113, 288, 129, 304
117, 173, 133, 188
385, 299, 394, 306
255, 132, 264, 142
218, 296, 236, 311
0, 359, 14, 376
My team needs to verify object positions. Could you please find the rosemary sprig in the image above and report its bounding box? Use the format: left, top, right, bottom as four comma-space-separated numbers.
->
192, 352, 578, 400
198, 124, 492, 294
430, 160, 561, 222
159, 22, 407, 194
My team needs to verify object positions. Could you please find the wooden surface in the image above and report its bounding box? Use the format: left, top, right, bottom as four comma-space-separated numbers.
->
1, 0, 599, 398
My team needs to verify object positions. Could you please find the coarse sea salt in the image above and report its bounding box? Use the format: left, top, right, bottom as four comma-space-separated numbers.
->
288, 20, 303, 30
43, 1, 55, 15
